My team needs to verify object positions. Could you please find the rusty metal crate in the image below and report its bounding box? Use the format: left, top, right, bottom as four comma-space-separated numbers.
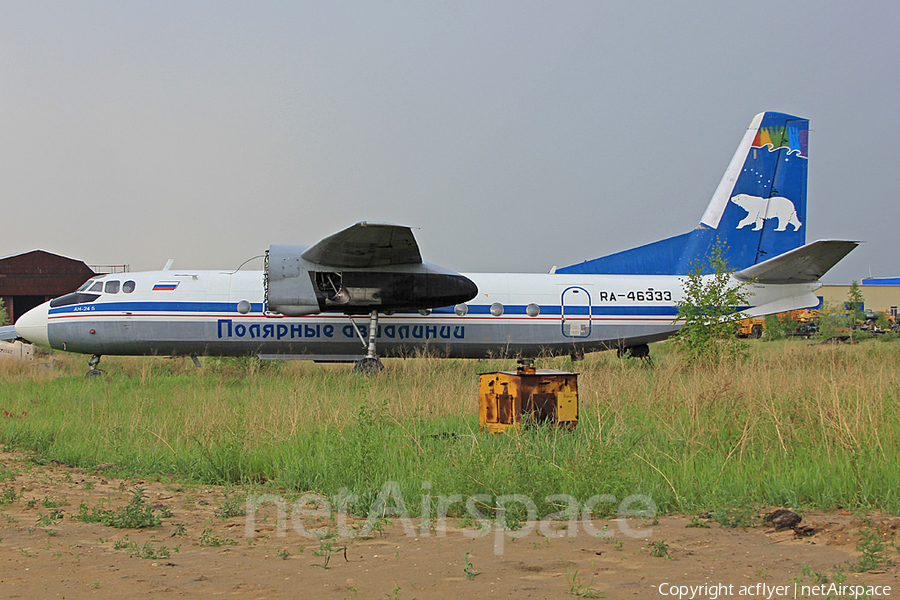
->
478, 365, 578, 433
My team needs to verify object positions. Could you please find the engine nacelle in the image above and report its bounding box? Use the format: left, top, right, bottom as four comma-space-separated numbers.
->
266, 245, 478, 316
266, 245, 321, 316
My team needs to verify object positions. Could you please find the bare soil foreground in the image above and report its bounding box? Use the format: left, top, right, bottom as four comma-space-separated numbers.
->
1, 452, 898, 600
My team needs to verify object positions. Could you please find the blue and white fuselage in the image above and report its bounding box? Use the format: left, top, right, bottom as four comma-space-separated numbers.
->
13, 112, 857, 363
15, 269, 823, 359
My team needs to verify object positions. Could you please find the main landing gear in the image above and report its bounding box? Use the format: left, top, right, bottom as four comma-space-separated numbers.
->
350, 309, 385, 376
86, 354, 105, 377
617, 343, 652, 366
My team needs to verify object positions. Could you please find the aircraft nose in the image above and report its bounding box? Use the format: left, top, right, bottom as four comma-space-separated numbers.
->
15, 301, 51, 347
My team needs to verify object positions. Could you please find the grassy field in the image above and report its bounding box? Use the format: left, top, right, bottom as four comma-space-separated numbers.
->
1, 339, 899, 518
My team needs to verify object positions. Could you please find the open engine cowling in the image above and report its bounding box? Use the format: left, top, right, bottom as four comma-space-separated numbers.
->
265, 244, 478, 316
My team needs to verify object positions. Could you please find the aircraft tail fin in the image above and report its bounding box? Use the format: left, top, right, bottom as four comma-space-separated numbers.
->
557, 111, 809, 275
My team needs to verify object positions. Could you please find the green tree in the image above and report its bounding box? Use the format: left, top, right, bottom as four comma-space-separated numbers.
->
763, 312, 799, 341
0, 298, 8, 327
875, 312, 892, 331
672, 240, 751, 366
815, 299, 846, 342
846, 280, 865, 342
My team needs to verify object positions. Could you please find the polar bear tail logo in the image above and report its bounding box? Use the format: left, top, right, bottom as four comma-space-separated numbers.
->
729, 194, 802, 232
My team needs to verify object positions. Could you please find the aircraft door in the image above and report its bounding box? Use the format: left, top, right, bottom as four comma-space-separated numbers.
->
111, 279, 135, 350
561, 286, 591, 338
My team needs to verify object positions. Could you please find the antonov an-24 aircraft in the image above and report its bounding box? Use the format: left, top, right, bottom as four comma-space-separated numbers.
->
13, 111, 857, 373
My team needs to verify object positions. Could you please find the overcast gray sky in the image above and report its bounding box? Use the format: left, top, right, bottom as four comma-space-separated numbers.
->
2, 2, 896, 283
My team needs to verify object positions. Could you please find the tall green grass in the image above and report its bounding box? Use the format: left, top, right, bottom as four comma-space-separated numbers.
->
1, 340, 899, 515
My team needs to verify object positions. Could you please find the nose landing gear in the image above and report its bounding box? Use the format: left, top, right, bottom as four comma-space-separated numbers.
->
350, 309, 385, 375
86, 354, 105, 377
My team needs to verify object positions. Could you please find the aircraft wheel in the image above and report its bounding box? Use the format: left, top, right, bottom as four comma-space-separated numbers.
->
352, 357, 384, 376
627, 344, 650, 358
86, 354, 104, 377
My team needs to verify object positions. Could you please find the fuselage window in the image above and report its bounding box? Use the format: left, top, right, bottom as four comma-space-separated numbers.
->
89, 281, 103, 293
105, 281, 120, 294
123, 281, 136, 293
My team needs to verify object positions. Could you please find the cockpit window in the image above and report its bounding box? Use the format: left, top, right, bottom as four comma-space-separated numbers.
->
50, 293, 100, 308
78, 278, 101, 292
123, 281, 136, 293
105, 281, 120, 294
89, 281, 103, 293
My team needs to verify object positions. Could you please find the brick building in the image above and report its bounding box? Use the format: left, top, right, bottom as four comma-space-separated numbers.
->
0, 251, 95, 323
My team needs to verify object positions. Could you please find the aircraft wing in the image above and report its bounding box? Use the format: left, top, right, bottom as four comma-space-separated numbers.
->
734, 240, 859, 284
0, 325, 17, 341
301, 221, 422, 268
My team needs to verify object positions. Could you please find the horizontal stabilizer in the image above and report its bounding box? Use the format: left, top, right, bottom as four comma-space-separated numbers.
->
0, 325, 16, 341
302, 221, 422, 268
734, 240, 859, 284
742, 292, 822, 317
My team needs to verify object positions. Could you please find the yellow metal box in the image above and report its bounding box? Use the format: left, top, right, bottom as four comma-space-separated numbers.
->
478, 366, 578, 433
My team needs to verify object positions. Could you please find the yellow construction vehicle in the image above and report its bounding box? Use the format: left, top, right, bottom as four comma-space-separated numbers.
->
736, 317, 765, 338
863, 309, 898, 332
784, 309, 820, 338
738, 309, 821, 339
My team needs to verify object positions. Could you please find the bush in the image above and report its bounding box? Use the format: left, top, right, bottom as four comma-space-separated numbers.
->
815, 300, 850, 341
763, 313, 799, 341
75, 487, 171, 529
672, 240, 751, 366
875, 313, 892, 331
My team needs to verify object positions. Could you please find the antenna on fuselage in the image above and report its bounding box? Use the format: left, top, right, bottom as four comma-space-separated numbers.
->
229, 254, 266, 274
163, 259, 174, 271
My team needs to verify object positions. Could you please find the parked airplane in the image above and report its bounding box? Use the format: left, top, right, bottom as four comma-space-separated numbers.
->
13, 111, 857, 374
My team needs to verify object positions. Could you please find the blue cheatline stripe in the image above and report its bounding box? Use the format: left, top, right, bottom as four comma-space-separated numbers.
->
49, 300, 681, 318
49, 301, 265, 315
594, 306, 678, 316
436, 304, 678, 316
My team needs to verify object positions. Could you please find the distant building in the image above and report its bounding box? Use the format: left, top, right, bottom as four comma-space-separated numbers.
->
819, 279, 900, 316
862, 277, 900, 286
0, 250, 95, 323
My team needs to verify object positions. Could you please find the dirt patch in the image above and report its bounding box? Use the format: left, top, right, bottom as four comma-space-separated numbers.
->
0, 453, 898, 599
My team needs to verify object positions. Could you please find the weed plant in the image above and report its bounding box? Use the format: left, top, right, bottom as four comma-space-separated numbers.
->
645, 540, 670, 558
199, 528, 236, 547
566, 570, 604, 598
1, 342, 900, 515
214, 494, 246, 520
75, 487, 171, 528
463, 552, 479, 580
848, 521, 895, 572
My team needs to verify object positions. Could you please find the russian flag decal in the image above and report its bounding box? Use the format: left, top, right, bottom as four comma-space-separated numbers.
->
153, 281, 179, 291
